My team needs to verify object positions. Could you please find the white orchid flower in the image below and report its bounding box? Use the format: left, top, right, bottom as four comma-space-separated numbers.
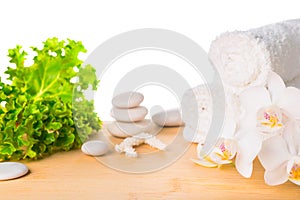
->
192, 116, 238, 168
258, 121, 300, 186
192, 116, 261, 177
193, 137, 238, 168
236, 71, 300, 178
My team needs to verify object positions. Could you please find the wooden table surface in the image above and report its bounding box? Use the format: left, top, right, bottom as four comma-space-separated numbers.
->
1, 124, 300, 200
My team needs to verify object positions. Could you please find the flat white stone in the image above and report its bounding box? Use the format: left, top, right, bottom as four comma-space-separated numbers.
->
0, 162, 29, 181
111, 106, 148, 122
81, 140, 109, 156
112, 92, 144, 108
151, 109, 184, 127
107, 120, 158, 138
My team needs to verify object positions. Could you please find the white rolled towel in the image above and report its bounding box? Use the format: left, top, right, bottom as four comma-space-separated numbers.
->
181, 84, 240, 144
181, 85, 212, 143
209, 18, 300, 94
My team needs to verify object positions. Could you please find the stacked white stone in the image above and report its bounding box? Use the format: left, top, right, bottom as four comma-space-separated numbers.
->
108, 92, 151, 138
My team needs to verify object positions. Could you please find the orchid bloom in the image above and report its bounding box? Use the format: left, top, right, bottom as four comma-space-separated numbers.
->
193, 137, 238, 168
192, 116, 238, 168
192, 116, 261, 175
236, 71, 300, 178
258, 121, 300, 186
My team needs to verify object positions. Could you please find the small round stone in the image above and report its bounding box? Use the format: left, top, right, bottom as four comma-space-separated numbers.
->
81, 140, 109, 156
112, 92, 144, 108
151, 109, 184, 127
111, 106, 148, 122
0, 162, 29, 181
107, 120, 157, 138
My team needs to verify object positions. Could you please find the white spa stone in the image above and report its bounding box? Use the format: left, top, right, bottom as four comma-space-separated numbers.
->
112, 92, 144, 108
151, 109, 184, 127
111, 106, 148, 122
81, 140, 108, 156
0, 162, 29, 181
107, 120, 157, 138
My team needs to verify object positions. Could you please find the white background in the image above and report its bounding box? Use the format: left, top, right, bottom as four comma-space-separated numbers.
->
0, 0, 299, 120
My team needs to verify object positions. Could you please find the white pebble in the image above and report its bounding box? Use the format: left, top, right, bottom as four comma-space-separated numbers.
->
0, 162, 29, 181
151, 109, 184, 127
111, 106, 148, 122
107, 120, 156, 138
112, 92, 144, 108
81, 140, 109, 156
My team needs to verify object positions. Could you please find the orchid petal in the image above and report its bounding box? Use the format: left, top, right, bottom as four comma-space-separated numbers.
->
235, 133, 262, 178
238, 112, 257, 130
237, 132, 262, 162
235, 156, 253, 178
239, 86, 271, 115
267, 72, 286, 103
258, 135, 291, 171
264, 163, 289, 186
283, 121, 298, 155
295, 122, 300, 155
221, 116, 236, 138
216, 160, 233, 165
277, 87, 300, 119
289, 121, 300, 155
191, 158, 218, 168
289, 178, 300, 186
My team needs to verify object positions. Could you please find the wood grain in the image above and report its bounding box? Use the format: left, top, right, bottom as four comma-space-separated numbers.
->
0, 125, 299, 199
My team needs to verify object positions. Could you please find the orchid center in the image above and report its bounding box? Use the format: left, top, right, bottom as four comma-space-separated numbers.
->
216, 141, 233, 160
289, 160, 300, 182
209, 138, 237, 164
289, 163, 300, 180
287, 157, 300, 186
256, 106, 284, 134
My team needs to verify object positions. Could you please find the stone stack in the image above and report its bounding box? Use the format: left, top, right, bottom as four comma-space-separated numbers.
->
108, 92, 153, 138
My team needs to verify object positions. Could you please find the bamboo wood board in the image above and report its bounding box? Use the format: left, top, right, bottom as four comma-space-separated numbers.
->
1, 124, 299, 199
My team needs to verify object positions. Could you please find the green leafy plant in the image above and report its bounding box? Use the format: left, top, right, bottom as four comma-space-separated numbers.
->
0, 38, 101, 161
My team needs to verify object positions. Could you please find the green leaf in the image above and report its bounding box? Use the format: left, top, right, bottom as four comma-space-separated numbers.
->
0, 143, 16, 155
45, 122, 62, 131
